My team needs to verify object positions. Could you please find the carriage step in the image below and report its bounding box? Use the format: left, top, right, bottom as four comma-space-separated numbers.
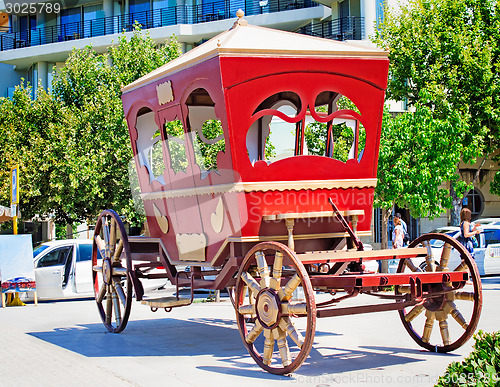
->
141, 296, 191, 308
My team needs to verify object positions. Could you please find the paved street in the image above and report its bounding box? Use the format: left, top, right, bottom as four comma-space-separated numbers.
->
0, 277, 499, 387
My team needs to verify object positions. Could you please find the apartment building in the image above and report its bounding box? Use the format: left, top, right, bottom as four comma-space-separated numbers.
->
0, 0, 390, 98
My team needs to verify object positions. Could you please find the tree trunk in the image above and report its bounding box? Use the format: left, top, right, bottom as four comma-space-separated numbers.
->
450, 182, 462, 226
450, 158, 486, 226
66, 223, 73, 239
380, 207, 392, 273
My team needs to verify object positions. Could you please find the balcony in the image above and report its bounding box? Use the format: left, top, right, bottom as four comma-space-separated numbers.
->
296, 17, 364, 41
0, 0, 320, 51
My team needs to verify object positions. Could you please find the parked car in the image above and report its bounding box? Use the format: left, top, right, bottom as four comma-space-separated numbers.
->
474, 217, 500, 226
28, 239, 166, 300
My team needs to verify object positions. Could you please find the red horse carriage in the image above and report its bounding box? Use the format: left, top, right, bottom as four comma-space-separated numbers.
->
92, 13, 482, 374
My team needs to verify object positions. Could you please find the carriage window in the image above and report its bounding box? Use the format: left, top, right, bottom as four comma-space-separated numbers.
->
135, 108, 165, 184
246, 91, 365, 164
191, 119, 225, 172
187, 89, 226, 177
306, 94, 365, 162
164, 119, 188, 174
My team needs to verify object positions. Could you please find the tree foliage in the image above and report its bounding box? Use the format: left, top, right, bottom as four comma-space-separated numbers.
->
373, 0, 500, 224
375, 99, 468, 218
0, 27, 181, 225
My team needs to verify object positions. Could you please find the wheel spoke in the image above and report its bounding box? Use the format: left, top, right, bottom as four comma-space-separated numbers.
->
241, 272, 261, 298
454, 291, 475, 301
284, 302, 307, 315
443, 301, 468, 329
103, 221, 110, 256
238, 304, 255, 316
262, 329, 275, 366
95, 235, 106, 259
437, 243, 452, 272
255, 251, 270, 289
270, 251, 283, 291
112, 289, 122, 327
109, 218, 117, 256
96, 283, 106, 303
404, 304, 424, 322
245, 320, 263, 344
422, 311, 435, 343
279, 316, 304, 348
436, 311, 451, 346
113, 239, 124, 262
112, 278, 127, 308
404, 259, 422, 272
278, 274, 301, 301
454, 261, 468, 272
277, 329, 292, 367
105, 286, 113, 325
422, 240, 436, 272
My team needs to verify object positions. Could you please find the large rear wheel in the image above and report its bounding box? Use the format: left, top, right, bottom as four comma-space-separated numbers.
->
397, 233, 482, 352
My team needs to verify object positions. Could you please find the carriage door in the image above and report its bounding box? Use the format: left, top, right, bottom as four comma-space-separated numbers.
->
182, 88, 239, 261
157, 105, 207, 262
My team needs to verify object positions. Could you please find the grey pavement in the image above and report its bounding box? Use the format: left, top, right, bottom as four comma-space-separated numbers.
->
0, 277, 499, 387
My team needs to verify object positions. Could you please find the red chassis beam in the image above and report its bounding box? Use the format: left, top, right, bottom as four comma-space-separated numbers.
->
310, 270, 468, 288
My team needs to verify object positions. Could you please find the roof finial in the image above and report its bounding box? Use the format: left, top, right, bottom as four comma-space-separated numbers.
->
232, 9, 248, 28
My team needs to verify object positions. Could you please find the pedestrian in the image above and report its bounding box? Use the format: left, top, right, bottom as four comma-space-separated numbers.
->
458, 208, 481, 258
394, 213, 408, 245
392, 214, 404, 249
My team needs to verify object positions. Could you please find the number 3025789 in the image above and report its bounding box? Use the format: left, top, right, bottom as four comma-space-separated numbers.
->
5, 2, 61, 14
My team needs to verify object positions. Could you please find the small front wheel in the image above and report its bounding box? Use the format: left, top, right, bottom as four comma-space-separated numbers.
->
92, 210, 132, 333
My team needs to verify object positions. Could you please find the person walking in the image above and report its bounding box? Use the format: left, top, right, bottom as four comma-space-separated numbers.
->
458, 208, 481, 258
392, 214, 404, 249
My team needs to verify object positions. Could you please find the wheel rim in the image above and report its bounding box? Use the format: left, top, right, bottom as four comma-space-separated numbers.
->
92, 209, 132, 333
396, 233, 482, 352
235, 242, 316, 374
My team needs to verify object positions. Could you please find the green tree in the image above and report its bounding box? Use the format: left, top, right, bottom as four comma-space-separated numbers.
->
0, 27, 181, 228
374, 0, 500, 225
375, 100, 468, 249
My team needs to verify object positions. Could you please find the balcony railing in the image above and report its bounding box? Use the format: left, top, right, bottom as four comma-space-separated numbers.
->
296, 17, 364, 41
0, 0, 319, 51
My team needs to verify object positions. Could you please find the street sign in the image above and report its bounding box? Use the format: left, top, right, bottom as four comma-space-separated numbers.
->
10, 165, 19, 205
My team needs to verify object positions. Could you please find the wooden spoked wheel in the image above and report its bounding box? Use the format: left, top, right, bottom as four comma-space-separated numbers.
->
396, 233, 482, 352
235, 242, 316, 375
92, 210, 132, 333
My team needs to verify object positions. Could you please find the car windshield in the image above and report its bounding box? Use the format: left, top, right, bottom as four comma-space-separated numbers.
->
33, 244, 50, 258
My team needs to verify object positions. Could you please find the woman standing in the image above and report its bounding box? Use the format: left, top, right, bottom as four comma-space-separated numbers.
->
458, 208, 481, 258
392, 215, 404, 249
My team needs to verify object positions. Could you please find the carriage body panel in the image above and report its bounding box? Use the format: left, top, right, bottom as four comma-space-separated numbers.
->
121, 23, 388, 265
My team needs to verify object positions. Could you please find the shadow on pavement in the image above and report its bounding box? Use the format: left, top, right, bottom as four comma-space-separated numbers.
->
27, 315, 441, 378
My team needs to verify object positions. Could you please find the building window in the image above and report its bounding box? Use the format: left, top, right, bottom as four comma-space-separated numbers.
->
462, 188, 483, 221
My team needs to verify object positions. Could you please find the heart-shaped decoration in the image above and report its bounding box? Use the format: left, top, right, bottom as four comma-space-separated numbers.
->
210, 197, 224, 234
153, 203, 169, 234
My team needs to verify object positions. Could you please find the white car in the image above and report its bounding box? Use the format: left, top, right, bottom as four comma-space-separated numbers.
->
474, 217, 500, 226
30, 239, 166, 300
32, 239, 94, 300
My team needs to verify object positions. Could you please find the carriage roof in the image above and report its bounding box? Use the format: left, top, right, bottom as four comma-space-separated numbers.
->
122, 18, 387, 94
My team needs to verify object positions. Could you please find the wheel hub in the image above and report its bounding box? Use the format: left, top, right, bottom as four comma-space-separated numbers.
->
256, 289, 282, 329
423, 283, 446, 311
103, 259, 112, 285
